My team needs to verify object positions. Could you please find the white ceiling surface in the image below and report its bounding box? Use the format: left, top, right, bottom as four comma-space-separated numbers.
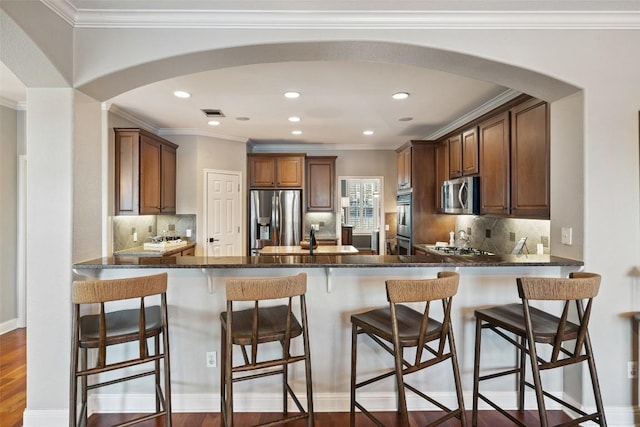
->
3, 0, 638, 148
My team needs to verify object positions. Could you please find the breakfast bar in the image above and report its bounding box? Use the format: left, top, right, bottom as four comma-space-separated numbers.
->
73, 254, 583, 415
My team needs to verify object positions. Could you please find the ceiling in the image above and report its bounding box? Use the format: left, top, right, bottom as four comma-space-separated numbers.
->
3, 0, 635, 150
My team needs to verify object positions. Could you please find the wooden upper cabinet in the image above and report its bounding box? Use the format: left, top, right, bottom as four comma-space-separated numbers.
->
306, 156, 336, 211
396, 146, 412, 189
115, 128, 178, 215
449, 128, 478, 178
478, 98, 549, 219
510, 98, 550, 219
479, 112, 511, 216
435, 140, 449, 212
277, 156, 304, 187
248, 154, 304, 188
448, 134, 462, 178
462, 127, 479, 176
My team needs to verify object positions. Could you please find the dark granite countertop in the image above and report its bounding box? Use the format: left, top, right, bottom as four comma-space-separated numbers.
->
73, 253, 583, 269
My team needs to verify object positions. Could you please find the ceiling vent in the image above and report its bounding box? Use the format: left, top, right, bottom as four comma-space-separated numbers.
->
201, 109, 225, 118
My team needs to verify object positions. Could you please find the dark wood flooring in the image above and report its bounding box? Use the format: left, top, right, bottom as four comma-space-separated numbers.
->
1, 328, 572, 427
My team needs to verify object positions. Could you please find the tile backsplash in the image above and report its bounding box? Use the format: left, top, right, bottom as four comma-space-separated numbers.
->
113, 214, 196, 252
454, 216, 550, 255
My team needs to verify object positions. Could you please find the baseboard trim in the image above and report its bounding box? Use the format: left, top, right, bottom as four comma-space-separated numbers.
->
22, 392, 640, 427
0, 318, 18, 335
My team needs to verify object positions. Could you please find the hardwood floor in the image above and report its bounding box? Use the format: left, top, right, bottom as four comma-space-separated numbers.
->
1, 328, 571, 427
0, 328, 26, 427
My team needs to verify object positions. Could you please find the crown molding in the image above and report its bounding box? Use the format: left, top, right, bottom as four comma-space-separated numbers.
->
41, 1, 640, 30
158, 128, 249, 143
0, 96, 26, 110
105, 103, 160, 133
426, 88, 521, 140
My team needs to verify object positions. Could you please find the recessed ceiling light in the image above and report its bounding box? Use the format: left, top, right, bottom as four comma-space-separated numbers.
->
284, 91, 300, 99
173, 90, 191, 98
208, 120, 220, 126
236, 117, 250, 121
392, 92, 410, 100
398, 117, 414, 122
292, 130, 302, 135
288, 116, 301, 122
363, 130, 374, 136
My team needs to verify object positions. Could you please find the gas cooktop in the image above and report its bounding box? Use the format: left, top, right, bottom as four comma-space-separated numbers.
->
428, 245, 494, 256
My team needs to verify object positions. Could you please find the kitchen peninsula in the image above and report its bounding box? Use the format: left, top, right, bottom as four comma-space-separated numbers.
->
73, 253, 583, 415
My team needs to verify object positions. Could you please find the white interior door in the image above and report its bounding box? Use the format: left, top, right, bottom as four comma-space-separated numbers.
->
205, 170, 241, 256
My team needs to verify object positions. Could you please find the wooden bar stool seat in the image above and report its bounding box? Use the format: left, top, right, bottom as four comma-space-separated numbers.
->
69, 272, 172, 427
350, 271, 466, 427
220, 273, 314, 427
472, 272, 606, 427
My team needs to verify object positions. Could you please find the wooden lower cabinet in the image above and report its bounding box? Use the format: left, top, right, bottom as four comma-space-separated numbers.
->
179, 246, 195, 256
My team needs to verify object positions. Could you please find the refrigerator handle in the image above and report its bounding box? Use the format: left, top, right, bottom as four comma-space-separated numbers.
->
272, 192, 279, 245
278, 191, 284, 245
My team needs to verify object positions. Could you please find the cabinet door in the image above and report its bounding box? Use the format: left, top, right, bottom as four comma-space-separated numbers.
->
276, 156, 303, 187
462, 127, 479, 175
161, 144, 176, 213
397, 147, 411, 189
306, 157, 335, 211
139, 135, 162, 214
510, 99, 549, 218
479, 112, 510, 215
435, 141, 449, 212
448, 134, 462, 178
115, 130, 140, 215
249, 156, 276, 187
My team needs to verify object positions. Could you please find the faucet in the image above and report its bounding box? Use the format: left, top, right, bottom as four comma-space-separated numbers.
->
457, 230, 470, 248
309, 227, 317, 255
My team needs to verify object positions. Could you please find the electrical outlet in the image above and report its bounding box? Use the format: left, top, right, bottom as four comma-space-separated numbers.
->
541, 236, 549, 247
561, 227, 573, 245
509, 232, 516, 242
186, 229, 192, 238
629, 361, 637, 379
466, 227, 471, 235
206, 351, 216, 368
485, 229, 491, 238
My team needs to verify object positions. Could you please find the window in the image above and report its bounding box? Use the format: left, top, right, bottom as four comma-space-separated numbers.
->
344, 178, 380, 234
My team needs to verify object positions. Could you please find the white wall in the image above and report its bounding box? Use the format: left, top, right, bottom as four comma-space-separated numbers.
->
0, 104, 18, 328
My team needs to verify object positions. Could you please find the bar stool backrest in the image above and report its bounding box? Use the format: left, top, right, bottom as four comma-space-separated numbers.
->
517, 272, 600, 301
226, 272, 307, 301
385, 271, 459, 303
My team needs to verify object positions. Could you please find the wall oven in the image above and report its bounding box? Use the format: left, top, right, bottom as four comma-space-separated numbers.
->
396, 191, 412, 254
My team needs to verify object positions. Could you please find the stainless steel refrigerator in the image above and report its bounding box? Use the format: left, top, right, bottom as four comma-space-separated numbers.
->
249, 189, 302, 255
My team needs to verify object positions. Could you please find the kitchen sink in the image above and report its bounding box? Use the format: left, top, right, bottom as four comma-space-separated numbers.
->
143, 240, 188, 251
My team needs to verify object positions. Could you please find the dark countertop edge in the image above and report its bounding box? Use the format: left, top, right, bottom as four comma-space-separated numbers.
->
113, 242, 196, 257
73, 254, 583, 269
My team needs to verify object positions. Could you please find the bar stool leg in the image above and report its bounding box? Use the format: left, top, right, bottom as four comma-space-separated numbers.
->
301, 299, 314, 427
525, 325, 549, 427
472, 317, 482, 427
585, 334, 607, 426
282, 339, 289, 416
350, 323, 358, 427
448, 326, 467, 426
517, 336, 526, 412
390, 313, 409, 427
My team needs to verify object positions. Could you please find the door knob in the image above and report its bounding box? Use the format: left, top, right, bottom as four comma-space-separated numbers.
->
208, 237, 219, 243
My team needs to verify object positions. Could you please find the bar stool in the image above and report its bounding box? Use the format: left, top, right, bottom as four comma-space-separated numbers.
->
220, 273, 314, 427
350, 271, 466, 427
472, 272, 606, 426
69, 272, 172, 427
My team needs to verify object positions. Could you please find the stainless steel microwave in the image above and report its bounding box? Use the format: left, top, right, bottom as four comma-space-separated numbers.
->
441, 176, 480, 215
